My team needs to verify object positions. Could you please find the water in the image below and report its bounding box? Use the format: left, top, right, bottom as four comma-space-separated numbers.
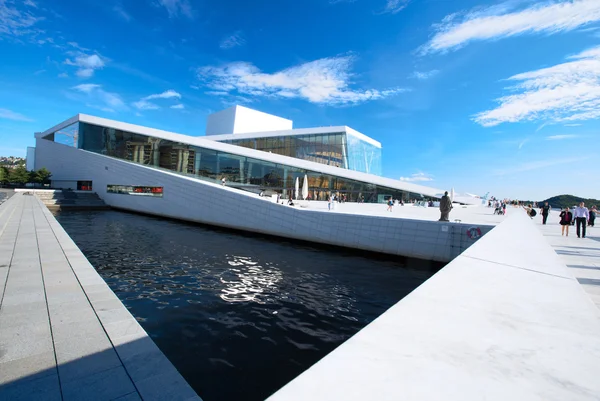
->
54, 210, 440, 401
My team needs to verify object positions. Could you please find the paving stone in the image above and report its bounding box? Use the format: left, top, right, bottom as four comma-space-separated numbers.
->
54, 329, 114, 366
0, 350, 56, 385
58, 347, 123, 384
96, 306, 135, 325
48, 304, 97, 325
135, 370, 200, 401
0, 307, 49, 329
45, 290, 89, 307
0, 301, 46, 318
1, 291, 46, 307
62, 365, 136, 401
104, 318, 146, 340
0, 371, 61, 401
0, 322, 53, 363
112, 392, 143, 401
113, 334, 160, 361
86, 288, 120, 303
121, 348, 179, 383
51, 317, 107, 343
93, 298, 129, 312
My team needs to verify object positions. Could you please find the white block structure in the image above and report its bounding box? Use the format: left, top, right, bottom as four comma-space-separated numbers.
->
206, 105, 293, 135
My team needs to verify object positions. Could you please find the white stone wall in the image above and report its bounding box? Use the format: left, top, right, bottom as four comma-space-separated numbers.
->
35, 139, 491, 262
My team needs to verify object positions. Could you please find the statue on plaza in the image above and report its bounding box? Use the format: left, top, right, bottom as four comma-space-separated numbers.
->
439, 191, 452, 222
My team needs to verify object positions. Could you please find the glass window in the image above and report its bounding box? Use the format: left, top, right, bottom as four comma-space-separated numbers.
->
107, 185, 164, 197
52, 122, 80, 148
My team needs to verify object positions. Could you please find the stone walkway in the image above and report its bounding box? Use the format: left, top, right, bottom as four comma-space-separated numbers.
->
537, 217, 600, 309
0, 193, 201, 401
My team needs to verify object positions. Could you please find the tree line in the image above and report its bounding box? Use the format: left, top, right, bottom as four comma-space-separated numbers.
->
0, 166, 52, 186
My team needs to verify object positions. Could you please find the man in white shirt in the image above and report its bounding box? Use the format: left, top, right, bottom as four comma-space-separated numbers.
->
572, 202, 590, 238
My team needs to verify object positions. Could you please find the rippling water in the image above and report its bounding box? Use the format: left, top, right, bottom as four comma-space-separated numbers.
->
55, 210, 440, 401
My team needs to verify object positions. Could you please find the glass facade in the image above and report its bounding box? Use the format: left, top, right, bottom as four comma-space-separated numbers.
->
346, 134, 382, 176
222, 133, 347, 169
43, 122, 436, 203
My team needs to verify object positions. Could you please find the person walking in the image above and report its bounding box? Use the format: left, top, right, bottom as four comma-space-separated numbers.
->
559, 207, 573, 236
327, 195, 332, 211
386, 198, 393, 212
439, 191, 452, 222
572, 202, 590, 238
540, 202, 551, 225
589, 205, 597, 227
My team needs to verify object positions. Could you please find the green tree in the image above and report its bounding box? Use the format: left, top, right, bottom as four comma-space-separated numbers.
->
0, 166, 9, 185
29, 170, 38, 184
9, 166, 30, 185
35, 167, 52, 186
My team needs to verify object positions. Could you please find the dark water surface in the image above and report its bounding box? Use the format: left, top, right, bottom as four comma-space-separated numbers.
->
55, 210, 439, 401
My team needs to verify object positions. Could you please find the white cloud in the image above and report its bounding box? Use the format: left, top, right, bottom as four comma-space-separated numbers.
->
64, 53, 105, 78
157, 0, 193, 18
205, 90, 229, 96
170, 104, 184, 109
399, 172, 433, 182
113, 4, 131, 21
133, 89, 182, 110
71, 84, 125, 112
380, 0, 410, 14
58, 72, 68, 78
0, 0, 44, 38
518, 138, 529, 150
422, 0, 600, 54
409, 70, 439, 80
132, 100, 160, 110
474, 45, 600, 126
546, 134, 580, 140
220, 31, 246, 49
0, 108, 33, 122
144, 89, 181, 100
72, 83, 100, 93
196, 56, 403, 105
564, 123, 582, 126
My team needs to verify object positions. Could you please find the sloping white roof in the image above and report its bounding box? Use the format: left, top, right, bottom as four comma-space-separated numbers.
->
36, 114, 444, 197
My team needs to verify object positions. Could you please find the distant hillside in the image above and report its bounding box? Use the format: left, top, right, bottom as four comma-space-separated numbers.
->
542, 194, 600, 209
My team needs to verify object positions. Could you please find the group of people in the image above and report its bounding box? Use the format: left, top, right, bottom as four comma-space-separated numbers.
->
557, 203, 596, 238
525, 201, 597, 238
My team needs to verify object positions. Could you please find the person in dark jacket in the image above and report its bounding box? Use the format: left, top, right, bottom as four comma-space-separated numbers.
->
559, 207, 573, 236
540, 202, 551, 225
589, 205, 597, 227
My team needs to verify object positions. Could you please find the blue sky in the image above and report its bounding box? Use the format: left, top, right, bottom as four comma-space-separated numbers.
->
0, 0, 599, 200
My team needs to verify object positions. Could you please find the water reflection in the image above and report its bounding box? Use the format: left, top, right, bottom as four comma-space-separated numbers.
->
54, 210, 439, 401
220, 255, 283, 303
